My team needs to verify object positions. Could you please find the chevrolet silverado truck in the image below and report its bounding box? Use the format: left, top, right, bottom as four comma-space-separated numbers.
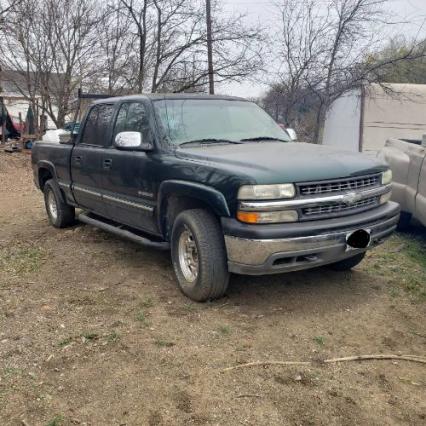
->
380, 137, 426, 228
32, 94, 400, 302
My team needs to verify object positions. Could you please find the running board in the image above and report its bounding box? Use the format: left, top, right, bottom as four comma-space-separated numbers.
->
78, 213, 170, 250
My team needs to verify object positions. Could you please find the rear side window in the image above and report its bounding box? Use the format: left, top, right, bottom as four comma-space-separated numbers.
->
80, 104, 114, 147
113, 102, 153, 145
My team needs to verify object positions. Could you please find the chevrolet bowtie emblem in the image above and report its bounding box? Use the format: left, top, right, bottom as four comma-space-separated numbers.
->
342, 192, 362, 205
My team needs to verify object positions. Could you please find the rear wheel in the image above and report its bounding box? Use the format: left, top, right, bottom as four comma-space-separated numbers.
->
43, 179, 75, 228
171, 209, 229, 302
329, 252, 366, 271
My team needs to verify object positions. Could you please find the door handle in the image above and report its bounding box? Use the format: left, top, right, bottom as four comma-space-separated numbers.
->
103, 158, 113, 169
75, 155, 82, 164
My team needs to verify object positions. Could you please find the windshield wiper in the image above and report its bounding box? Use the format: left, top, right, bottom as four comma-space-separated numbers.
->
240, 136, 288, 142
179, 138, 243, 147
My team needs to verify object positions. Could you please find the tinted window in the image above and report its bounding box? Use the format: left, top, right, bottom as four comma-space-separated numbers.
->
113, 102, 153, 145
80, 107, 98, 145
80, 104, 114, 146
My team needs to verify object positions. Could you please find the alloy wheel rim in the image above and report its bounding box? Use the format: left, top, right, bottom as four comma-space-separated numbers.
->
178, 226, 199, 282
47, 190, 58, 221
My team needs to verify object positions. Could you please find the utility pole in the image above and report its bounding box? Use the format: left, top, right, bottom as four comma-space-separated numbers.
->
206, 0, 214, 94
0, 65, 5, 145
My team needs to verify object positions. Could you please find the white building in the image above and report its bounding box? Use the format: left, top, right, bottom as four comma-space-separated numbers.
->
1, 70, 59, 130
322, 83, 426, 152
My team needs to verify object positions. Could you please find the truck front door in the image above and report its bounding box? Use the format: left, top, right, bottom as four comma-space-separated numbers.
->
102, 101, 158, 234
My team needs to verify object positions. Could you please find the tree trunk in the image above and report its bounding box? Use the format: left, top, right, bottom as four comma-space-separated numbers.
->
313, 103, 324, 144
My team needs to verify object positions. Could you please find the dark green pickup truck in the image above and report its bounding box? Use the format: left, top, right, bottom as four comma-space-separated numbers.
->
32, 94, 400, 301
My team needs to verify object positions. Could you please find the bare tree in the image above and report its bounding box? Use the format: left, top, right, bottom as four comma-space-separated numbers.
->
1, 0, 262, 128
118, 0, 154, 92
0, 0, 22, 93
267, 1, 329, 127
269, 0, 426, 143
309, 0, 387, 143
0, 0, 46, 123
0, 0, 21, 21
95, 2, 137, 95
370, 36, 426, 84
115, 0, 263, 93
150, 0, 205, 92
0, 0, 102, 128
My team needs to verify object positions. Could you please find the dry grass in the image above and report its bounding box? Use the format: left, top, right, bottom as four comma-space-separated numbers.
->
0, 151, 425, 426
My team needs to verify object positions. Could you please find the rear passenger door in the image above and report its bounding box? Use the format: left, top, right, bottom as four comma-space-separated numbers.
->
71, 103, 115, 215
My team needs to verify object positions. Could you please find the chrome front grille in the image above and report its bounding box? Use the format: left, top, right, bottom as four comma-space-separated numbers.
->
302, 196, 380, 219
238, 174, 390, 223
298, 174, 381, 196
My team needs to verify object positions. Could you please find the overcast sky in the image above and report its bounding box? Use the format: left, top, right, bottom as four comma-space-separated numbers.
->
217, 0, 426, 98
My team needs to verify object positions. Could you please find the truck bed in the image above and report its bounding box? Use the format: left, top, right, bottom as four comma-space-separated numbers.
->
32, 141, 73, 189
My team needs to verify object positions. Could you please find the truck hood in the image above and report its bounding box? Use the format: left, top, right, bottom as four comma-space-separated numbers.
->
176, 142, 387, 184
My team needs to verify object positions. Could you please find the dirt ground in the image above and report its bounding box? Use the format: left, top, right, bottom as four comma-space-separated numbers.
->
0, 151, 425, 426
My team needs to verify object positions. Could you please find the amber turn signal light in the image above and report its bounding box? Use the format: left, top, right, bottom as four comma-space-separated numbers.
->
237, 211, 260, 224
237, 209, 299, 224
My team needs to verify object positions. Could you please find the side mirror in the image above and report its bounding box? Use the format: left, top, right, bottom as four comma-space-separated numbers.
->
114, 131, 152, 151
286, 128, 297, 141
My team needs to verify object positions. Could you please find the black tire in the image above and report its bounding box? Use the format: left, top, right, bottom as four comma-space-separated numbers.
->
397, 211, 412, 231
43, 179, 75, 228
171, 209, 229, 302
329, 252, 366, 271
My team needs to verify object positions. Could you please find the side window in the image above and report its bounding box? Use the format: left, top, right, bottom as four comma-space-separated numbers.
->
80, 106, 98, 145
114, 103, 130, 136
80, 104, 114, 147
113, 102, 153, 145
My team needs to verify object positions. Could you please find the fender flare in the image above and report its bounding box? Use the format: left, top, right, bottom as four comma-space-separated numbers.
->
157, 180, 231, 234
37, 161, 66, 203
37, 160, 58, 188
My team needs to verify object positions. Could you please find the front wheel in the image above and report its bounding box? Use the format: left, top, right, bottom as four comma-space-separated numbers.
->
171, 209, 229, 302
329, 252, 366, 271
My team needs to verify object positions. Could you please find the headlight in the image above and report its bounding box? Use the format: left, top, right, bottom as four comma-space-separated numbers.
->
237, 210, 298, 224
381, 169, 392, 185
238, 184, 295, 200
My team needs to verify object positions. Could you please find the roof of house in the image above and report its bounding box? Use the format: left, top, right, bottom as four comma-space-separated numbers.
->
0, 69, 64, 96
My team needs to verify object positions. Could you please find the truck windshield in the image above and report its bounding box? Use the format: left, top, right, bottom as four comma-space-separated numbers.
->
153, 99, 290, 146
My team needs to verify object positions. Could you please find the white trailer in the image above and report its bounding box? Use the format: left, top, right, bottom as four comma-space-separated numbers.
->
322, 83, 426, 152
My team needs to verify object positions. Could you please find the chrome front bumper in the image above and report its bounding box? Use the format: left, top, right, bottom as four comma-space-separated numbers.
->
225, 212, 399, 275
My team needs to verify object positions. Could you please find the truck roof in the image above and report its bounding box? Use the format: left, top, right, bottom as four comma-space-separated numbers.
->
93, 93, 247, 104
